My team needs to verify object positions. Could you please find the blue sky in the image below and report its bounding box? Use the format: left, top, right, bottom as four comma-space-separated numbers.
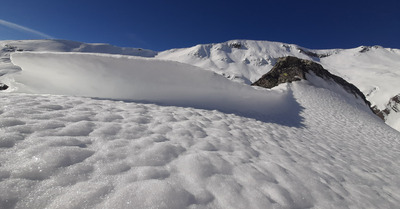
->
0, 0, 399, 51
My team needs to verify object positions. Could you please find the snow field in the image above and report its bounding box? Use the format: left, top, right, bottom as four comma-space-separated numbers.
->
0, 40, 400, 208
386, 110, 400, 131
0, 40, 156, 57
157, 40, 312, 84
156, 40, 400, 131
320, 46, 400, 110
8, 52, 293, 124
1, 79, 400, 208
2, 39, 400, 131
0, 39, 156, 82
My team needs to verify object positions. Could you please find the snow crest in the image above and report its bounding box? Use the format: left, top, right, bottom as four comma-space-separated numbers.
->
8, 52, 296, 124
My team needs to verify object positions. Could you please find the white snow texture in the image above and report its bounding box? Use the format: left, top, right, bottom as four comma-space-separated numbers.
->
0, 39, 400, 209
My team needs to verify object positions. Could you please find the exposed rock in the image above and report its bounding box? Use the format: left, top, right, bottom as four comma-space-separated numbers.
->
373, 94, 400, 120
359, 46, 370, 53
0, 83, 8, 90
252, 56, 372, 109
229, 42, 243, 49
297, 48, 330, 58
359, 45, 383, 53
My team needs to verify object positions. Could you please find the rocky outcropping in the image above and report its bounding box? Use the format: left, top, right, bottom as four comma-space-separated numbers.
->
252, 56, 372, 109
373, 94, 400, 120
297, 48, 330, 58
0, 83, 8, 90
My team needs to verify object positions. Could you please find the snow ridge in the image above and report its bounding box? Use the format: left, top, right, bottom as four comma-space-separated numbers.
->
8, 52, 301, 125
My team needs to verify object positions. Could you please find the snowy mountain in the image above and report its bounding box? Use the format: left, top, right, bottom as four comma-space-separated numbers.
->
251, 56, 372, 112
1, 39, 400, 208
156, 40, 400, 131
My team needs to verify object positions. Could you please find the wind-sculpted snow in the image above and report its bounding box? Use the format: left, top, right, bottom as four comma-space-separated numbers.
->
0, 81, 399, 209
8, 52, 297, 124
1, 40, 400, 208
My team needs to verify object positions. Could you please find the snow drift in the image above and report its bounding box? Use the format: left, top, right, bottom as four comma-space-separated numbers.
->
9, 52, 296, 123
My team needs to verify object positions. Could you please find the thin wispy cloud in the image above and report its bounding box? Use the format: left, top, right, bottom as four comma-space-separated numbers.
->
0, 19, 53, 39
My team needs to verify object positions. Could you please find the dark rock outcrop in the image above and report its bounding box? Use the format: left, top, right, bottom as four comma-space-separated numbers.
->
0, 83, 8, 90
229, 42, 243, 49
373, 94, 400, 120
297, 48, 330, 58
359, 45, 382, 53
252, 56, 372, 109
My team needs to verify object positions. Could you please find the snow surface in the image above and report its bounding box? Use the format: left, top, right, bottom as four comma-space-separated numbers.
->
319, 46, 400, 110
385, 96, 400, 131
0, 40, 156, 78
7, 52, 295, 124
156, 40, 313, 84
1, 40, 400, 208
157, 40, 400, 111
156, 40, 400, 131
1, 81, 399, 208
0, 39, 156, 57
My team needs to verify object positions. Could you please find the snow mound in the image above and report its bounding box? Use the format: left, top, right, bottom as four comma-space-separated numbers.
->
7, 52, 298, 124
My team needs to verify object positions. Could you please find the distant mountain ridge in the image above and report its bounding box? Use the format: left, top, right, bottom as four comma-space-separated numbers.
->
1, 39, 400, 131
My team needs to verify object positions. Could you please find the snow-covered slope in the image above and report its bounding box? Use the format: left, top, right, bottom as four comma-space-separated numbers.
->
0, 39, 156, 57
0, 39, 156, 76
1, 39, 400, 208
6, 52, 293, 124
319, 46, 400, 110
2, 39, 399, 117
1, 76, 399, 208
156, 40, 335, 84
156, 40, 400, 131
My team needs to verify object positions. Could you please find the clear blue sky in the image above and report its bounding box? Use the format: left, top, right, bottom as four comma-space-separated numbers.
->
0, 0, 399, 51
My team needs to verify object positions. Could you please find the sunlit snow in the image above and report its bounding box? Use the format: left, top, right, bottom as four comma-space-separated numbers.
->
157, 40, 400, 131
0, 40, 400, 209
8, 52, 298, 124
1, 82, 399, 208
